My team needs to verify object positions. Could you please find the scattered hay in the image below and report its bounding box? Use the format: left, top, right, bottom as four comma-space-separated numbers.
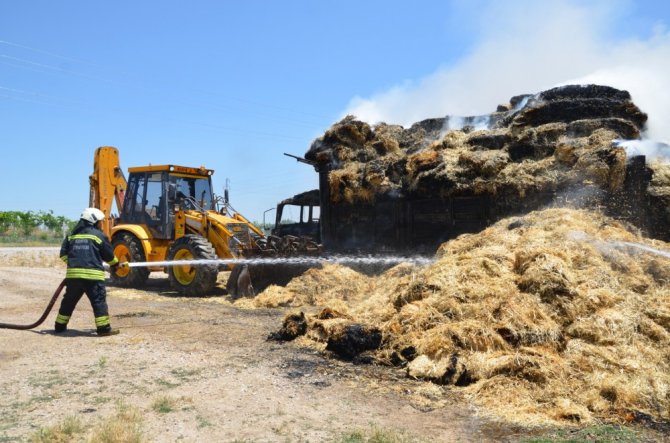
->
241, 264, 371, 312
267, 207, 670, 427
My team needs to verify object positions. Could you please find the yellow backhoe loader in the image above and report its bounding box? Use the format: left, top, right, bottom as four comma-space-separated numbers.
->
89, 146, 317, 296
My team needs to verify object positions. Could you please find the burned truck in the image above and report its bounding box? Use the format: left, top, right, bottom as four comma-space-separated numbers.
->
280, 84, 670, 254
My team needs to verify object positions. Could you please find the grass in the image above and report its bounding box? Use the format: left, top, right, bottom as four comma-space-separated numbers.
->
93, 395, 112, 405
170, 367, 203, 381
90, 402, 143, 443
339, 427, 423, 443
196, 414, 212, 429
154, 378, 180, 389
98, 357, 108, 369
0, 410, 19, 432
30, 402, 143, 443
28, 370, 66, 390
0, 237, 62, 247
151, 396, 177, 414
523, 424, 640, 442
0, 233, 63, 247
30, 416, 82, 443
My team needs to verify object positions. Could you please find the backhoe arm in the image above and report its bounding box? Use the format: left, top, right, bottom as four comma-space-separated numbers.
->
89, 146, 127, 238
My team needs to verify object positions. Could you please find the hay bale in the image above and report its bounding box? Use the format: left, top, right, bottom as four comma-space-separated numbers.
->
407, 149, 441, 176
507, 124, 566, 161
307, 84, 648, 215
465, 130, 511, 150
457, 150, 508, 177
567, 117, 641, 139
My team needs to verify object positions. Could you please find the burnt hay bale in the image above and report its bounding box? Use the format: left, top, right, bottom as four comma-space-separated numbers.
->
465, 131, 511, 150
268, 312, 307, 341
325, 323, 382, 360
567, 118, 641, 139
512, 98, 647, 129
407, 118, 446, 141
537, 84, 632, 101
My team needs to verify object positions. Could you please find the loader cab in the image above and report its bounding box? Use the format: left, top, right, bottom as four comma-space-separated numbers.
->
272, 189, 321, 241
120, 165, 215, 239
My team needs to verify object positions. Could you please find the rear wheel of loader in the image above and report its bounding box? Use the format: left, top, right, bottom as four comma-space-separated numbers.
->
111, 233, 150, 287
167, 235, 218, 296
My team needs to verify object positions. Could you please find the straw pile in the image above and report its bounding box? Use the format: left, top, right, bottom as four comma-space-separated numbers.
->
305, 85, 648, 205
268, 207, 670, 426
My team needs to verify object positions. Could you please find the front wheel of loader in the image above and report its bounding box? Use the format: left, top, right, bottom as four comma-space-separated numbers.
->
111, 233, 150, 287
167, 235, 218, 296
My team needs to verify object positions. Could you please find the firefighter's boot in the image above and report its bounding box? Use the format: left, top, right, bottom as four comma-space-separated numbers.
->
97, 326, 120, 336
54, 314, 69, 333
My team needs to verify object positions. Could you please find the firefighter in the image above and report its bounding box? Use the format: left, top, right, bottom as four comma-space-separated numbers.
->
55, 208, 124, 336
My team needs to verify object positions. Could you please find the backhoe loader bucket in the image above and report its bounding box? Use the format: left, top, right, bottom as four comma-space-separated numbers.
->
225, 261, 319, 299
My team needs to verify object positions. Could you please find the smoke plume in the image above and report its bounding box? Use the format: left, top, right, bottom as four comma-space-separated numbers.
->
344, 0, 670, 143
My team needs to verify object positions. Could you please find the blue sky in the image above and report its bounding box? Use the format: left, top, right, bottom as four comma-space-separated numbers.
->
1, 0, 669, 222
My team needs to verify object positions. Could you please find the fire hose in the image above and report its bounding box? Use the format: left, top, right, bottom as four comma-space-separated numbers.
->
0, 279, 66, 330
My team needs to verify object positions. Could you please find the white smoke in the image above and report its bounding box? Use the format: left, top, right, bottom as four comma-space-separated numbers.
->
443, 115, 491, 132
344, 0, 670, 143
613, 139, 670, 161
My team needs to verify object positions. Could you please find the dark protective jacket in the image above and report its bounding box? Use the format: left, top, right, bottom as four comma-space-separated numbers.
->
60, 221, 118, 280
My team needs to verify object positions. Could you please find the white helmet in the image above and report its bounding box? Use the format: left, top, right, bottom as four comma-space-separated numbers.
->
80, 207, 105, 224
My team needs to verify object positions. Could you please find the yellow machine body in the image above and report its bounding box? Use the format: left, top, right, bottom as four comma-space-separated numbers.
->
89, 146, 265, 295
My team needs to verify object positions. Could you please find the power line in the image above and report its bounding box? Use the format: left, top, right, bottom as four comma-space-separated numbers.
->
0, 39, 333, 124
0, 39, 98, 65
0, 54, 113, 84
0, 83, 315, 142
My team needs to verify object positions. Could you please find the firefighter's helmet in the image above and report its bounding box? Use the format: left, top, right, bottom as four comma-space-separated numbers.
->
80, 208, 105, 224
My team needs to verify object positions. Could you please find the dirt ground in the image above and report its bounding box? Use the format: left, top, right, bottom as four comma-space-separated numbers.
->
0, 248, 658, 442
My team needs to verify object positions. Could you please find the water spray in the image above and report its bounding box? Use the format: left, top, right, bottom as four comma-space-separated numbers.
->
609, 241, 670, 260
120, 254, 435, 269
569, 230, 670, 260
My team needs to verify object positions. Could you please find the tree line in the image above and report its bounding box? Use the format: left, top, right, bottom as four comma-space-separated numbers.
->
0, 211, 76, 242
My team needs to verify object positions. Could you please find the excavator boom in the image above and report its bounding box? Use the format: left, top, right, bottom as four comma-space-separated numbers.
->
89, 146, 127, 238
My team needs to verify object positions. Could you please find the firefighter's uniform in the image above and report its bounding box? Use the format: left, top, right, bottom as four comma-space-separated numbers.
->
55, 214, 119, 335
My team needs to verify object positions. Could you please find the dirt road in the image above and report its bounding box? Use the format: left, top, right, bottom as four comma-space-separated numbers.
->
0, 249, 531, 442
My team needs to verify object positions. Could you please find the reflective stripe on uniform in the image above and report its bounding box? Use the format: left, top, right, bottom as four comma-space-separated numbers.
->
95, 316, 110, 326
65, 268, 106, 280
55, 314, 70, 325
60, 255, 68, 263
107, 257, 119, 266
68, 234, 102, 244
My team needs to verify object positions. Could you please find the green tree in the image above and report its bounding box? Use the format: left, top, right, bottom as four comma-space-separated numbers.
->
16, 211, 40, 236
0, 211, 76, 242
39, 211, 70, 237
0, 211, 19, 234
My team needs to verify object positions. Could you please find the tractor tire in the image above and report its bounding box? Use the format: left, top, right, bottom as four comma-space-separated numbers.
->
167, 235, 218, 296
111, 233, 150, 287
